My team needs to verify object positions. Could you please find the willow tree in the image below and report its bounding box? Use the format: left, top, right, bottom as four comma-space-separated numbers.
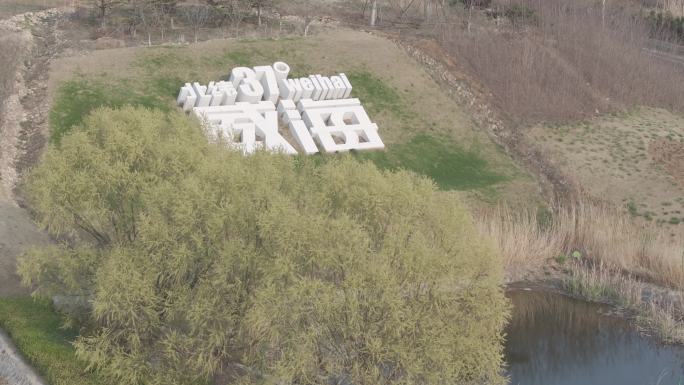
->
20, 106, 508, 385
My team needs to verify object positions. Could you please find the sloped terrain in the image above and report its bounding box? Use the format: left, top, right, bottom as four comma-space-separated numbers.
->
47, 28, 542, 205
528, 108, 684, 234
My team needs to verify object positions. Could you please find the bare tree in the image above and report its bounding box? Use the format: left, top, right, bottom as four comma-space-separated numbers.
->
226, 0, 251, 37
131, 0, 154, 45
206, 0, 251, 36
92, 0, 121, 26
181, 4, 210, 42
387, 0, 419, 21
278, 0, 318, 36
151, 0, 177, 40
252, 0, 272, 26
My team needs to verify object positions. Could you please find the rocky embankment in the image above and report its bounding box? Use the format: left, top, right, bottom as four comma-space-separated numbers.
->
0, 8, 61, 385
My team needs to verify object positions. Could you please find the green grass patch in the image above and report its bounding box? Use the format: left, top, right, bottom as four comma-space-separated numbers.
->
0, 297, 111, 385
49, 77, 174, 143
347, 71, 405, 118
359, 134, 508, 191
347, 70, 510, 193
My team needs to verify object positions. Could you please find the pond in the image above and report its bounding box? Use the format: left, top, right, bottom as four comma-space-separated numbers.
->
504, 288, 684, 385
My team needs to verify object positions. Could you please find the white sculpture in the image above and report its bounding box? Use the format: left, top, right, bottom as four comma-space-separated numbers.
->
177, 62, 383, 155
195, 101, 297, 155
299, 99, 384, 153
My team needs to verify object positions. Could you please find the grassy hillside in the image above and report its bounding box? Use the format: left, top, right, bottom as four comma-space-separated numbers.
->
47, 30, 540, 205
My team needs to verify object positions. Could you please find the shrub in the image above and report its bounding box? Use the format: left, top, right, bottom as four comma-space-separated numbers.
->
504, 4, 538, 26
647, 10, 684, 41
20, 107, 509, 385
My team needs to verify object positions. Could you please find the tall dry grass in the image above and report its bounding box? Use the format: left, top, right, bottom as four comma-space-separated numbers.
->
561, 260, 684, 343
476, 200, 684, 289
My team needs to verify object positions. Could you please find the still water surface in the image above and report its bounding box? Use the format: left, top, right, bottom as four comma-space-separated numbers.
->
505, 289, 684, 385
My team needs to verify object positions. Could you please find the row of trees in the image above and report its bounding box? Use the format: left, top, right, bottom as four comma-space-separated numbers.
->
20, 106, 509, 385
91, 0, 319, 40
89, 0, 478, 40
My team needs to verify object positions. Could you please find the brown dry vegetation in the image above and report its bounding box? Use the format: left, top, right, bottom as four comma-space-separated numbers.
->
436, 0, 684, 124
477, 200, 684, 289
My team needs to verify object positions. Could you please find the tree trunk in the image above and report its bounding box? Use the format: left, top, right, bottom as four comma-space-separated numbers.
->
602, 0, 606, 29
257, 5, 262, 26
99, 2, 106, 28
304, 20, 311, 36
370, 0, 378, 26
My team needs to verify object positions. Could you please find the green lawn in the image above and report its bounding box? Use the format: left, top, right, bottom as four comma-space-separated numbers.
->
0, 297, 111, 385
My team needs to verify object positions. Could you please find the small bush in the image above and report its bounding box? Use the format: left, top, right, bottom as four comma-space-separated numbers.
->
504, 5, 538, 26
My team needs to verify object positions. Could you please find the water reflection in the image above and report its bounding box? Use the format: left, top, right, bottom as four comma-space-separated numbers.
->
505, 289, 684, 385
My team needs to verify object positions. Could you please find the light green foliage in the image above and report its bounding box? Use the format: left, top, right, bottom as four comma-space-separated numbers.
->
22, 107, 508, 385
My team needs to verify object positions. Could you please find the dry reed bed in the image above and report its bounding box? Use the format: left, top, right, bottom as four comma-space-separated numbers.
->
476, 201, 684, 343
562, 261, 684, 344
475, 200, 684, 289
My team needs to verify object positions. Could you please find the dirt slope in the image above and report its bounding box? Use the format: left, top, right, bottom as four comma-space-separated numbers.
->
0, 10, 58, 297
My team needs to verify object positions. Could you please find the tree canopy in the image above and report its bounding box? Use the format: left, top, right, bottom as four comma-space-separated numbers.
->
20, 106, 508, 385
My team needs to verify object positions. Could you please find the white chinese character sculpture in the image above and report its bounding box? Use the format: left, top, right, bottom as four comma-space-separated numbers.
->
177, 62, 384, 155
